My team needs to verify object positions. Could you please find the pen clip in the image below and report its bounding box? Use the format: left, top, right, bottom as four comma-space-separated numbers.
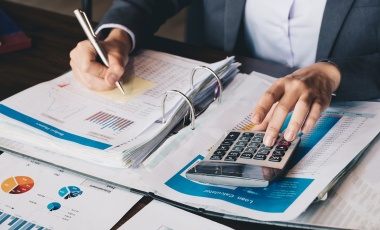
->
74, 9, 96, 39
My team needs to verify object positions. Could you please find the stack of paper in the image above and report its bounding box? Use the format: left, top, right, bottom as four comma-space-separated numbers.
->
0, 49, 240, 168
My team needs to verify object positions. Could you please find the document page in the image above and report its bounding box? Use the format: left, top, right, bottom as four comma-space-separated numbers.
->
141, 72, 380, 221
288, 133, 380, 229
0, 150, 143, 230
119, 200, 233, 230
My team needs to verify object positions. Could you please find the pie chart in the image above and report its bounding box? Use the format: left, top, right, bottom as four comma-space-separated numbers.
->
47, 202, 61, 211
1, 176, 34, 194
58, 186, 83, 199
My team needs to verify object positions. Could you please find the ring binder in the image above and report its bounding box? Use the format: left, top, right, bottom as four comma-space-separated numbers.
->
161, 90, 196, 130
190, 66, 223, 103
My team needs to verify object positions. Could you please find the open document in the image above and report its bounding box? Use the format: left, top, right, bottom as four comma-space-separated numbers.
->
0, 49, 239, 168
141, 72, 380, 222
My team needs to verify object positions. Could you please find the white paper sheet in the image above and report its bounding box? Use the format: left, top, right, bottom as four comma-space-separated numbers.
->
119, 200, 233, 230
0, 150, 143, 230
288, 133, 380, 229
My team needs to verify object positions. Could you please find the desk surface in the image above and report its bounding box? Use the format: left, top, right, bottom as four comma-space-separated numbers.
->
0, 1, 293, 229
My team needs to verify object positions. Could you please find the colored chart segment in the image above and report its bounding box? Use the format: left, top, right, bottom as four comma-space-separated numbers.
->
1, 176, 34, 194
47, 202, 61, 211
58, 186, 83, 199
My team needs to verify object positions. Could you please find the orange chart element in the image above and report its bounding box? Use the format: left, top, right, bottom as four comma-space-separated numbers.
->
1, 176, 34, 194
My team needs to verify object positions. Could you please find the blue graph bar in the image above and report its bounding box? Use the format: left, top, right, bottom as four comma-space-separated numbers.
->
9, 216, 19, 225
9, 219, 25, 230
0, 211, 47, 230
0, 213, 10, 224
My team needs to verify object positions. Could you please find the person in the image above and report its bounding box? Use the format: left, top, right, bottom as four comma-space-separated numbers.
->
70, 0, 380, 146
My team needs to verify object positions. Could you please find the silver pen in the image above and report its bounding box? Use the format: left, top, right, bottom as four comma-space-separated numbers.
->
74, 9, 125, 95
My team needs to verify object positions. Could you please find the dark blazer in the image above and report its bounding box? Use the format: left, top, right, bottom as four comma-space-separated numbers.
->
100, 0, 380, 101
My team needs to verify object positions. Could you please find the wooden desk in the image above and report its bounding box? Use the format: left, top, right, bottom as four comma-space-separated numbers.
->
0, 1, 293, 229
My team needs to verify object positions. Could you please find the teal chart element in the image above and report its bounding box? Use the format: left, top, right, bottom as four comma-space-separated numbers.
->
165, 112, 343, 213
58, 186, 83, 199
47, 202, 61, 211
0, 211, 48, 229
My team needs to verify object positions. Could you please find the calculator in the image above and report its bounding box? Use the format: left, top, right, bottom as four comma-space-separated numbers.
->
185, 130, 301, 187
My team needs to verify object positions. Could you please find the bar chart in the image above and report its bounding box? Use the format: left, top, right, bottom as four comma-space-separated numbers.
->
85, 111, 134, 131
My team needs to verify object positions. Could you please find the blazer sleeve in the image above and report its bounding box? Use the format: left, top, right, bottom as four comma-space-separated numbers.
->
98, 0, 190, 48
329, 54, 380, 101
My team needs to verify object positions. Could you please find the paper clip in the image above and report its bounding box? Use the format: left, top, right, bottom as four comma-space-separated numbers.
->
161, 90, 196, 130
190, 66, 223, 103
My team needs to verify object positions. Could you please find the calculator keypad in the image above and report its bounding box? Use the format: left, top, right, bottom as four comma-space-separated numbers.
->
206, 131, 300, 169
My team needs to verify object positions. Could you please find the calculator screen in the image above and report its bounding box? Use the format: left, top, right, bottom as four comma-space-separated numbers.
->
187, 161, 282, 181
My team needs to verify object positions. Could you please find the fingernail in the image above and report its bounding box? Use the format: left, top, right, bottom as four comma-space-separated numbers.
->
284, 130, 295, 141
252, 114, 261, 124
264, 136, 275, 146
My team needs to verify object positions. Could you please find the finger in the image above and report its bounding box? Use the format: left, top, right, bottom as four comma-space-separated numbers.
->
263, 94, 297, 146
301, 98, 328, 134
105, 53, 127, 87
72, 67, 114, 91
284, 95, 313, 141
251, 82, 284, 125
252, 102, 277, 131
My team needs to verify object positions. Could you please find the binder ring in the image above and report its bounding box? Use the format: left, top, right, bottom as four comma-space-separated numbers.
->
190, 66, 223, 103
161, 90, 196, 130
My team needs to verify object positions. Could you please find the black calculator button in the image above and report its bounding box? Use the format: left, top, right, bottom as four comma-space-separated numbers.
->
240, 153, 253, 159
254, 154, 266, 160
272, 150, 285, 156
224, 156, 238, 161
238, 136, 251, 142
275, 146, 288, 151
225, 132, 240, 141
235, 141, 248, 147
257, 149, 270, 155
254, 133, 265, 137
248, 142, 260, 148
210, 155, 222, 160
221, 140, 234, 146
251, 137, 263, 143
242, 132, 254, 137
260, 144, 272, 150
243, 147, 257, 154
269, 156, 282, 162
227, 151, 240, 157
217, 145, 229, 151
231, 146, 244, 152
213, 150, 226, 156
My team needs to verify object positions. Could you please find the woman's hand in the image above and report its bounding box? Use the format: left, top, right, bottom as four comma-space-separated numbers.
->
69, 28, 132, 91
251, 62, 341, 146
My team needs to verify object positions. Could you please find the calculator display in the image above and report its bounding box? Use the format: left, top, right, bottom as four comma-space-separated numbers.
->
186, 161, 282, 187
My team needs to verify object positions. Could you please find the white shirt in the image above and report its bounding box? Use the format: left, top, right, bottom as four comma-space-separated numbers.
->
244, 0, 327, 68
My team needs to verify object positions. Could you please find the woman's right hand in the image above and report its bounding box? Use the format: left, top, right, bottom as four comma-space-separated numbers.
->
69, 28, 132, 91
